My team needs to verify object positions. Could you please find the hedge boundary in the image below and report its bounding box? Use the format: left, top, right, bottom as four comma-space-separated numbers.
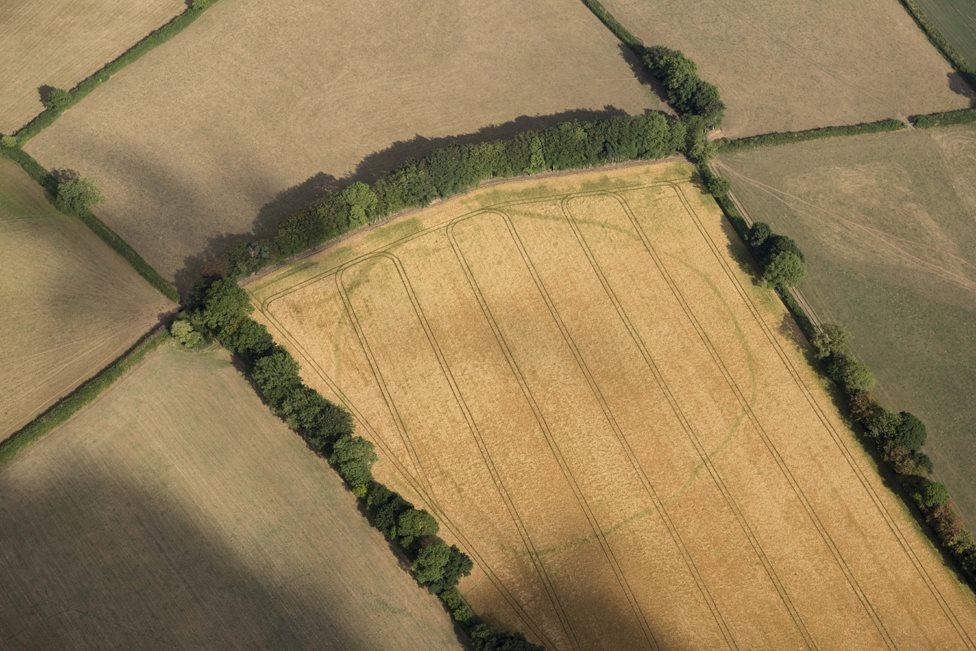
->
702, 163, 976, 593
8, 0, 220, 145
0, 147, 178, 301
895, 0, 976, 89
716, 118, 906, 152
0, 326, 168, 464
910, 108, 976, 128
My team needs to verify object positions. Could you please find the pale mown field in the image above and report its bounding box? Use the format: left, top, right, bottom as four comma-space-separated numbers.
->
26, 0, 661, 288
0, 157, 172, 436
0, 341, 460, 649
718, 123, 976, 526
600, 0, 972, 137
0, 0, 183, 133
248, 162, 976, 649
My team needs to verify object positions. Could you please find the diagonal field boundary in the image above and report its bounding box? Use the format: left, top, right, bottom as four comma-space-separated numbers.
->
252, 179, 973, 649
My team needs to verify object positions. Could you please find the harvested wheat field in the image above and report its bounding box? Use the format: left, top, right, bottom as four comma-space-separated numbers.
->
717, 123, 976, 526
0, 157, 172, 436
0, 0, 184, 133
25, 0, 662, 289
599, 0, 972, 137
0, 340, 460, 649
247, 161, 976, 649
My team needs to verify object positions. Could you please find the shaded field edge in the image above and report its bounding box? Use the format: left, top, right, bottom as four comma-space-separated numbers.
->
0, 147, 178, 301
0, 325, 170, 463
7, 0, 221, 144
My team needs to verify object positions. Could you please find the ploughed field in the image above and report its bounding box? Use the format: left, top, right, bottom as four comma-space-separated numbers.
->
599, 0, 971, 137
247, 162, 976, 649
717, 123, 976, 526
25, 0, 661, 288
915, 0, 976, 68
0, 157, 172, 436
0, 341, 459, 649
0, 0, 183, 133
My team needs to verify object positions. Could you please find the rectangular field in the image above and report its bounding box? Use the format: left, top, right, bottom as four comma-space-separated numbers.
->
0, 0, 184, 133
248, 162, 976, 649
717, 123, 976, 526
0, 157, 173, 436
25, 0, 662, 289
598, 0, 972, 137
915, 0, 976, 68
0, 341, 459, 649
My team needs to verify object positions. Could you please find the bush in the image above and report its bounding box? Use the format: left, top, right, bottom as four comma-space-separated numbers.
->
1, 134, 16, 148
53, 170, 103, 214
169, 319, 203, 348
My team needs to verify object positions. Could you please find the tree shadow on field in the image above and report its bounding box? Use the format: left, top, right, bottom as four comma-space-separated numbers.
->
173, 104, 664, 293
0, 467, 356, 649
616, 42, 672, 111
947, 71, 976, 106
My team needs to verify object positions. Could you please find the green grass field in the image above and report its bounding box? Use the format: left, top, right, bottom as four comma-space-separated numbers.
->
915, 0, 976, 68
717, 124, 976, 525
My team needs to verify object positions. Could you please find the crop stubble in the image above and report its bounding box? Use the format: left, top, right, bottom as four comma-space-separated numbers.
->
248, 163, 976, 649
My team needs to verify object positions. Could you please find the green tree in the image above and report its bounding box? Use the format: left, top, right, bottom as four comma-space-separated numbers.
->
914, 480, 950, 510
42, 86, 71, 110
396, 508, 438, 548
169, 319, 203, 348
330, 435, 376, 496
412, 540, 452, 586
892, 412, 927, 451
54, 171, 103, 214
762, 250, 805, 288
195, 278, 251, 338
337, 182, 378, 228
826, 354, 874, 394
251, 351, 301, 409
747, 222, 772, 250
812, 323, 851, 359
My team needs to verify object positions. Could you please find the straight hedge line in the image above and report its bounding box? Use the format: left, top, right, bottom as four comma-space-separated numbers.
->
578, 0, 642, 50
716, 118, 906, 153
703, 164, 976, 593
896, 0, 976, 88
910, 108, 976, 128
9, 0, 220, 144
0, 326, 169, 463
0, 147, 179, 301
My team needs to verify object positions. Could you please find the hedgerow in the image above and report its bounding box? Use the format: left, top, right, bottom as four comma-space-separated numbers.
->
13, 0, 221, 144
910, 108, 976, 128
188, 279, 539, 650
702, 165, 976, 591
717, 119, 905, 153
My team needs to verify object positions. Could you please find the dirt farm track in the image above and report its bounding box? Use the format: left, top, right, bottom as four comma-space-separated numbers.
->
248, 162, 976, 649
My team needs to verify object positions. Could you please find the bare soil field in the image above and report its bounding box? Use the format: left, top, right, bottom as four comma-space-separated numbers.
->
0, 341, 460, 649
0, 157, 172, 436
25, 0, 662, 289
247, 161, 976, 649
600, 0, 972, 137
0, 0, 183, 133
916, 0, 976, 68
717, 123, 976, 526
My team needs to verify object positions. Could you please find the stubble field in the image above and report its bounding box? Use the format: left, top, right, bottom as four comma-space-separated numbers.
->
247, 162, 976, 649
25, 0, 662, 289
599, 0, 971, 137
0, 157, 172, 436
0, 0, 183, 133
717, 123, 976, 526
0, 341, 460, 649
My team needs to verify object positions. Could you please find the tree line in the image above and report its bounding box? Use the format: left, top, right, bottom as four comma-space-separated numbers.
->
176, 279, 539, 650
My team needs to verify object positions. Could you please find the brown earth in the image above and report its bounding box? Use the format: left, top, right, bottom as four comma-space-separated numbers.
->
600, 0, 973, 137
25, 0, 662, 290
0, 341, 460, 649
0, 0, 183, 133
247, 161, 976, 649
0, 157, 172, 436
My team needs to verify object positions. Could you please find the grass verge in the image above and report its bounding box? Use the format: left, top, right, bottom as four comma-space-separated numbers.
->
0, 327, 169, 464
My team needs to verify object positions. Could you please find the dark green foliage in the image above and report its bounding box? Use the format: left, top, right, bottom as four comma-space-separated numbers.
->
196, 278, 252, 338
251, 350, 302, 410
717, 119, 905, 152
335, 182, 378, 228
914, 480, 951, 509
910, 108, 976, 128
470, 623, 542, 651
700, 167, 730, 197
396, 508, 439, 549
428, 545, 473, 595
42, 87, 71, 110
225, 241, 271, 278
221, 318, 274, 365
367, 487, 411, 539
747, 222, 772, 249
761, 250, 805, 288
329, 434, 377, 496
303, 402, 352, 455
643, 46, 725, 126
812, 323, 851, 359
53, 170, 103, 214
825, 354, 874, 394
412, 541, 453, 586
439, 587, 474, 623
893, 412, 927, 451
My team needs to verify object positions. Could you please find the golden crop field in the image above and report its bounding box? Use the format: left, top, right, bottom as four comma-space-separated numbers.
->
0, 341, 460, 649
0, 0, 183, 133
248, 162, 976, 649
25, 0, 661, 288
0, 157, 172, 436
599, 0, 972, 137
